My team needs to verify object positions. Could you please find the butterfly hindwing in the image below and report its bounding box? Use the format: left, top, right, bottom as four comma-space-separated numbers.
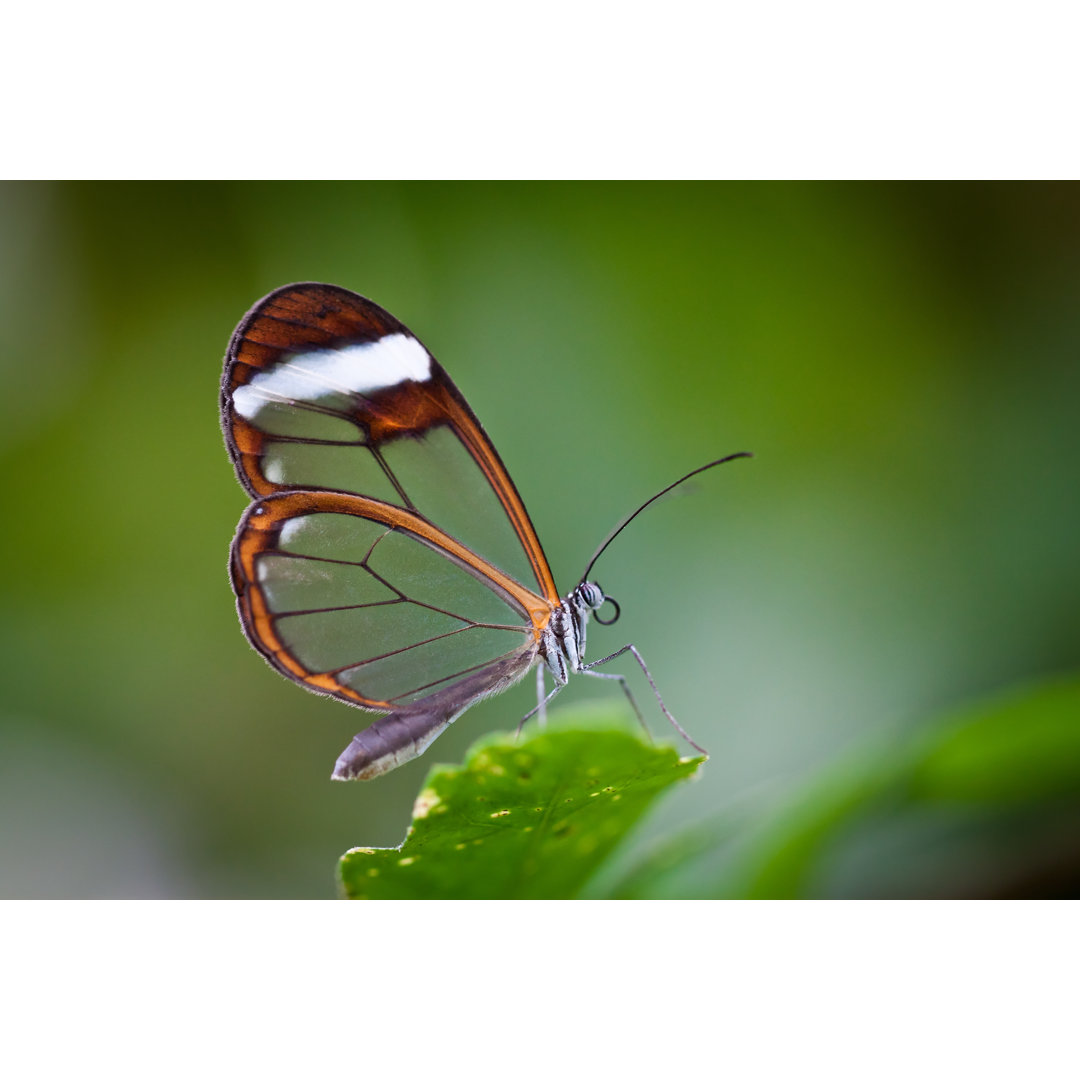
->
229, 490, 544, 712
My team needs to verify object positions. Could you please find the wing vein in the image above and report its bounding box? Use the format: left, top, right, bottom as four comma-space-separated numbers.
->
324, 624, 491, 674
386, 648, 534, 703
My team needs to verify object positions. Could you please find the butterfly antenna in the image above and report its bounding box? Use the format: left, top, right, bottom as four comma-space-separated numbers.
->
578, 452, 753, 584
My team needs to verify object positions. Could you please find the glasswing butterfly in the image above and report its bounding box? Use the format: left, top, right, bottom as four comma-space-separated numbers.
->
221, 283, 750, 780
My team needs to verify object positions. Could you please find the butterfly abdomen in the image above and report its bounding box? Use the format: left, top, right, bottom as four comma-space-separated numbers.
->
332, 711, 452, 781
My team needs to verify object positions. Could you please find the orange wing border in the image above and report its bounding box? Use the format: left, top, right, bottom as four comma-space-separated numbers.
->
230, 490, 556, 711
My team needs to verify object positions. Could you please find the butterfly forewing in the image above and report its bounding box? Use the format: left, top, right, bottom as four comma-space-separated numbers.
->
223, 283, 558, 602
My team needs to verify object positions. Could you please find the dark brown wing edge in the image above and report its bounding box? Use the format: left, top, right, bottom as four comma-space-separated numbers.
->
220, 282, 409, 498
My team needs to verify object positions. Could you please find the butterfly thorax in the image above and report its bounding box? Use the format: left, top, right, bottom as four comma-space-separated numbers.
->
541, 581, 607, 685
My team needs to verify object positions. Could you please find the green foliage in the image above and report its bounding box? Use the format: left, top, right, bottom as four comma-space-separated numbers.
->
338, 710, 703, 900
911, 677, 1080, 805
698, 675, 1080, 898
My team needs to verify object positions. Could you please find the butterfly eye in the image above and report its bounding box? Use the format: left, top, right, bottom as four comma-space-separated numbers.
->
576, 582, 603, 609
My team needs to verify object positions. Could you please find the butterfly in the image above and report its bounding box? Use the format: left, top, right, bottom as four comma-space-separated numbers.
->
221, 283, 750, 780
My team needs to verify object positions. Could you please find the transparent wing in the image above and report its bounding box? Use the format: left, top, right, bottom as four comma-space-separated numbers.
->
221, 282, 559, 603
229, 491, 541, 712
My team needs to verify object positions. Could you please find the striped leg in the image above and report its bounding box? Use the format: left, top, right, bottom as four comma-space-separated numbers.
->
581, 644, 707, 756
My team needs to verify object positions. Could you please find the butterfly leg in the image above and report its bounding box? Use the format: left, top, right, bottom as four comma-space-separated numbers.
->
577, 665, 652, 742
581, 644, 708, 756
535, 664, 548, 727
516, 680, 565, 738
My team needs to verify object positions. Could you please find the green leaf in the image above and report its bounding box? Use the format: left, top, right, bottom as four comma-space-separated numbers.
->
591, 808, 748, 899
911, 676, 1080, 804
728, 758, 905, 898
338, 709, 704, 899
718, 675, 1080, 898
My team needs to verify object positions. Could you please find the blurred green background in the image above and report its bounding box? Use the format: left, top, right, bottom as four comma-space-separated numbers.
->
1, 181, 1077, 898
